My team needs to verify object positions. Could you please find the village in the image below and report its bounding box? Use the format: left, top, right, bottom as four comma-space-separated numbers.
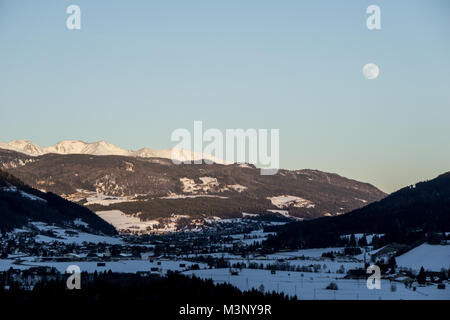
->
0, 217, 449, 300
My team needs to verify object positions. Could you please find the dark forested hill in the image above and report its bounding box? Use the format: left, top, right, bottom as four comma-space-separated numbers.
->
0, 169, 117, 235
264, 172, 450, 249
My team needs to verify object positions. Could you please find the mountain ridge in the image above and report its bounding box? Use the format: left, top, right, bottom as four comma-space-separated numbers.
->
0, 139, 227, 164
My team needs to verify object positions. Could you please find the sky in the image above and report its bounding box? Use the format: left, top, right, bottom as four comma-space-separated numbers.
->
0, 0, 449, 193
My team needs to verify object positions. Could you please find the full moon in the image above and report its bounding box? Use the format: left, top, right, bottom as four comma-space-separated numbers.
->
362, 63, 380, 80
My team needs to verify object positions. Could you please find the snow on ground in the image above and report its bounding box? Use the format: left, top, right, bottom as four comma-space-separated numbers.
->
184, 246, 361, 273
183, 253, 244, 260
180, 177, 220, 193
160, 194, 227, 199
179, 177, 248, 194
226, 184, 248, 192
192, 246, 361, 273
199, 177, 219, 185
268, 221, 289, 226
227, 230, 277, 245
73, 219, 89, 228
179, 178, 197, 193
242, 212, 258, 218
203, 217, 243, 224
184, 268, 450, 300
0, 259, 30, 271
266, 248, 346, 259
1, 186, 46, 202
267, 195, 314, 209
244, 259, 361, 274
35, 233, 122, 245
396, 244, 450, 272
354, 246, 385, 260
31, 222, 123, 245
267, 209, 289, 216
96, 210, 158, 232
85, 193, 132, 206
267, 209, 304, 221
0, 258, 208, 274
11, 228, 31, 233
193, 253, 363, 273
96, 210, 196, 234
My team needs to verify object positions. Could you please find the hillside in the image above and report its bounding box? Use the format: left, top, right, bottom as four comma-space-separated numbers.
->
0, 169, 117, 235
396, 243, 450, 272
0, 149, 386, 221
264, 172, 450, 249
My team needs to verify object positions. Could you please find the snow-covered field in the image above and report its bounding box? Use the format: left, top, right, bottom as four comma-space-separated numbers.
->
0, 258, 207, 274
2, 219, 449, 300
85, 193, 132, 206
31, 222, 123, 245
2, 255, 449, 300
34, 233, 122, 245
96, 210, 159, 233
242, 259, 360, 274
159, 194, 228, 199
397, 244, 450, 272
227, 230, 277, 245
267, 195, 315, 209
96, 210, 197, 233
185, 247, 361, 273
179, 177, 248, 194
183, 268, 450, 300
266, 248, 346, 259
0, 259, 30, 271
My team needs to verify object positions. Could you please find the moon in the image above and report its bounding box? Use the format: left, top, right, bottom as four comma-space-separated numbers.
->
362, 63, 380, 80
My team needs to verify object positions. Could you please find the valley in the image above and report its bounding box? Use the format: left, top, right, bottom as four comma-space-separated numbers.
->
1, 217, 449, 300
0, 147, 448, 301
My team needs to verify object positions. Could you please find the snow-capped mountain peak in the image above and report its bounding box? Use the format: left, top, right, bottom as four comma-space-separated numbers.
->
3, 140, 45, 156
0, 140, 227, 164
49, 140, 91, 154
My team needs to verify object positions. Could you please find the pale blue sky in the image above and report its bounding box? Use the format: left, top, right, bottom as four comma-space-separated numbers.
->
0, 0, 449, 192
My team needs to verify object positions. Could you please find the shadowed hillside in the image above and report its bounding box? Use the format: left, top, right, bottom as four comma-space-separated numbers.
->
0, 169, 117, 235
264, 172, 450, 249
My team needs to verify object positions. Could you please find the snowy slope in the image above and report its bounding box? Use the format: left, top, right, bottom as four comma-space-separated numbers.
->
396, 243, 450, 272
31, 222, 122, 245
1, 186, 47, 202
184, 268, 450, 300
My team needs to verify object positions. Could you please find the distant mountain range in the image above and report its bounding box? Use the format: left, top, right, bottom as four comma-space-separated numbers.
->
264, 172, 450, 249
0, 169, 117, 235
0, 140, 226, 164
0, 145, 386, 224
